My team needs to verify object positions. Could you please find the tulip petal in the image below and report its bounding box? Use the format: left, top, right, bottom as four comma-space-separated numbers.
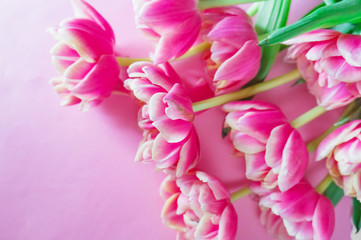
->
337, 34, 361, 67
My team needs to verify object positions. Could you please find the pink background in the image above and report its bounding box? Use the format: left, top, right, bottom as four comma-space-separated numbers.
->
0, 0, 358, 239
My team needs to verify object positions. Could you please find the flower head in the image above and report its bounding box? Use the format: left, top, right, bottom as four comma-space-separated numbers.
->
161, 171, 237, 240
125, 62, 200, 176
252, 180, 335, 240
222, 101, 308, 192
316, 120, 361, 200
284, 29, 361, 110
49, 0, 123, 110
133, 0, 202, 64
202, 7, 261, 95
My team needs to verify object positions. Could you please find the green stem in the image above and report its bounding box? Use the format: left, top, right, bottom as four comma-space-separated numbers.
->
316, 174, 333, 194
116, 57, 151, 66
230, 186, 252, 202
247, 2, 261, 17
307, 102, 356, 152
116, 42, 211, 66
175, 42, 211, 61
192, 69, 301, 112
290, 105, 327, 129
198, 0, 268, 11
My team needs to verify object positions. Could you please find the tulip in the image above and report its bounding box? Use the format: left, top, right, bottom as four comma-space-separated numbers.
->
160, 171, 238, 240
316, 120, 361, 200
49, 0, 123, 110
133, 0, 202, 64
202, 7, 261, 95
284, 29, 361, 110
252, 180, 335, 240
223, 101, 308, 192
125, 62, 200, 177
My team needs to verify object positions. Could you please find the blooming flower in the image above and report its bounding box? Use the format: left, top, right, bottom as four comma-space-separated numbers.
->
160, 171, 237, 240
133, 0, 202, 64
316, 120, 361, 200
202, 7, 261, 95
284, 29, 361, 110
251, 180, 335, 240
49, 0, 122, 110
222, 101, 308, 192
125, 62, 200, 176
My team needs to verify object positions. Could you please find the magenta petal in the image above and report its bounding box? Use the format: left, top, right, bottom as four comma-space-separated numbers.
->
231, 132, 265, 154
176, 129, 200, 177
213, 40, 261, 94
142, 65, 176, 91
218, 204, 238, 240
50, 42, 80, 73
278, 129, 308, 192
63, 58, 94, 86
245, 152, 270, 181
316, 120, 361, 160
153, 118, 192, 143
312, 196, 335, 240
161, 193, 187, 231
153, 17, 201, 64
337, 33, 361, 67
152, 134, 181, 169
207, 15, 257, 49
274, 182, 318, 221
71, 0, 114, 42
283, 29, 340, 45
285, 43, 311, 62
305, 41, 332, 61
320, 56, 361, 82
222, 101, 281, 113
148, 92, 168, 120
196, 171, 230, 201
58, 19, 114, 62
71, 55, 119, 99
164, 84, 194, 121
194, 214, 218, 239
265, 124, 293, 169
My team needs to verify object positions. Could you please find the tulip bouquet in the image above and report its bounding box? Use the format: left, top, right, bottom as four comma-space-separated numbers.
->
48, 0, 361, 239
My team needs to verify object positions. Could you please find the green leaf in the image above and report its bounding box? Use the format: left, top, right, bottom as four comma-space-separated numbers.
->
324, 0, 342, 5
333, 99, 361, 126
248, 0, 291, 84
353, 198, 361, 233
332, 23, 357, 34
323, 181, 344, 206
222, 127, 231, 139
260, 0, 361, 46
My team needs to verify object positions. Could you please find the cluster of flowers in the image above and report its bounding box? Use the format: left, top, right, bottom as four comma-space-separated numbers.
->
48, 0, 361, 239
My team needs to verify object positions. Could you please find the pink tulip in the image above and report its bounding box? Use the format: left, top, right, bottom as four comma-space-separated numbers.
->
125, 62, 200, 177
222, 101, 308, 192
202, 7, 261, 95
284, 29, 361, 110
133, 0, 202, 64
252, 180, 335, 240
48, 0, 123, 110
316, 120, 361, 200
160, 171, 237, 240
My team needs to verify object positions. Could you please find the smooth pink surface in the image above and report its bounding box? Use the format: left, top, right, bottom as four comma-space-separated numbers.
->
0, 0, 355, 239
